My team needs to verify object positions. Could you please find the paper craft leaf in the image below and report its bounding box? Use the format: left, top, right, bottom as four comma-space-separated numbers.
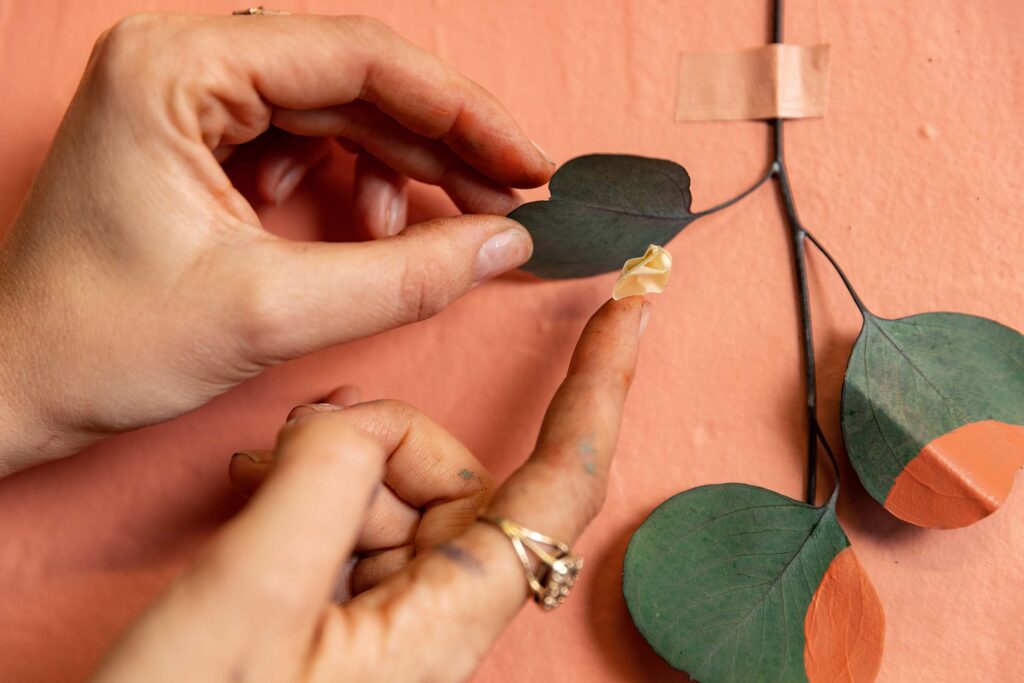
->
841, 312, 1024, 528
623, 484, 884, 683
508, 154, 697, 278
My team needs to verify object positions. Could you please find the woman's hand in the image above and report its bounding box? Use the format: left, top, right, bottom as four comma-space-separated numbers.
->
0, 13, 552, 474
89, 298, 649, 683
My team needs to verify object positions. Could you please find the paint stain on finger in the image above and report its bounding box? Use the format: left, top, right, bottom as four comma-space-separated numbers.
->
436, 543, 485, 575
579, 437, 598, 476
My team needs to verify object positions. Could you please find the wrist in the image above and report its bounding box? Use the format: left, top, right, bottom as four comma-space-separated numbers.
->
0, 291, 40, 475
0, 233, 91, 476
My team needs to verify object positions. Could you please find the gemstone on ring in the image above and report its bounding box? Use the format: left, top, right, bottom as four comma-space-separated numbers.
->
477, 513, 583, 612
540, 555, 583, 610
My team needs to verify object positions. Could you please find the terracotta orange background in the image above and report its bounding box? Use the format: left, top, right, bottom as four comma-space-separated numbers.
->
1, 1, 1022, 681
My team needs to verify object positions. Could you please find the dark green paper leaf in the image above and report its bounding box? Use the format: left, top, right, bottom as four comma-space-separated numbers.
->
623, 484, 848, 683
841, 312, 1024, 526
508, 154, 698, 278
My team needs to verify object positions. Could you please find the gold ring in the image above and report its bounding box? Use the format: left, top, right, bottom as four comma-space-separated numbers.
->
478, 514, 582, 611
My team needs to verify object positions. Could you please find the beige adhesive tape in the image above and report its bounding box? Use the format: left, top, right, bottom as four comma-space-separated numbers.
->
612, 244, 672, 301
676, 44, 830, 121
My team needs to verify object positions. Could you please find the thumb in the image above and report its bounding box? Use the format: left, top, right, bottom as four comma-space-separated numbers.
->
201, 412, 384, 622
235, 215, 531, 361
89, 412, 386, 683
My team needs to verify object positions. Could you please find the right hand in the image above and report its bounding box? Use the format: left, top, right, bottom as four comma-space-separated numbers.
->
89, 297, 650, 683
0, 13, 553, 474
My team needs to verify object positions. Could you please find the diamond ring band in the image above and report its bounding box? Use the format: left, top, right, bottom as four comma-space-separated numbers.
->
478, 514, 582, 611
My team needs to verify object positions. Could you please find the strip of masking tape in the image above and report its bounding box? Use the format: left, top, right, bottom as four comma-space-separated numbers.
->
676, 44, 830, 121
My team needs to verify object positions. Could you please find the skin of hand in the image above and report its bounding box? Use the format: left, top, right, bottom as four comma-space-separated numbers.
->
88, 298, 650, 683
0, 13, 553, 475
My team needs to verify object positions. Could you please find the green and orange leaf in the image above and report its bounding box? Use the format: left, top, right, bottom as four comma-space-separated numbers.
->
841, 312, 1024, 528
623, 484, 884, 683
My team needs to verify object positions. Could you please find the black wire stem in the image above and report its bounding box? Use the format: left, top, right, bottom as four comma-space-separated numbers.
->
773, 0, 827, 505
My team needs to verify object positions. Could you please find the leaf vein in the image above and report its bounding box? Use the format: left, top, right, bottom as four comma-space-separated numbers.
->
689, 507, 828, 676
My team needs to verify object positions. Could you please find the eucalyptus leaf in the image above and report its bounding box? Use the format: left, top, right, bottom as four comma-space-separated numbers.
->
508, 154, 698, 278
623, 484, 855, 683
841, 312, 1024, 527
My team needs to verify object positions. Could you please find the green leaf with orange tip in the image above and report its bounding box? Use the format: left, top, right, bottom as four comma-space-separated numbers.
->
623, 484, 884, 683
508, 154, 699, 279
841, 312, 1024, 528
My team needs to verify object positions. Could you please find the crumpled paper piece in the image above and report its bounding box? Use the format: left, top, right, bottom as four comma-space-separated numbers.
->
612, 244, 672, 300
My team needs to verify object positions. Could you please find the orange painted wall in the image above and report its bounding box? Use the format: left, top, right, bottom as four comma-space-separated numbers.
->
1, 1, 1022, 681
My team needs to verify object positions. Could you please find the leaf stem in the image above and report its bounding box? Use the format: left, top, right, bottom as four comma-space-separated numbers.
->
802, 231, 868, 316
813, 420, 842, 507
772, 154, 821, 504
772, 0, 824, 505
774, 0, 785, 43
693, 168, 775, 217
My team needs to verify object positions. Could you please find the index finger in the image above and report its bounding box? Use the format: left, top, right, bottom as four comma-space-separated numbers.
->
161, 14, 553, 187
330, 298, 649, 681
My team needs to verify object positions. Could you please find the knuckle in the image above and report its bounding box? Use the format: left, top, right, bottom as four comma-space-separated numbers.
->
111, 12, 161, 33
89, 15, 224, 118
230, 271, 299, 365
543, 458, 608, 526
281, 415, 385, 476
87, 15, 202, 114
459, 462, 495, 500
580, 478, 609, 523
343, 14, 394, 41
453, 469, 493, 510
473, 467, 497, 494
105, 13, 161, 44
90, 14, 162, 76
354, 398, 418, 431
394, 256, 454, 323
519, 460, 608, 530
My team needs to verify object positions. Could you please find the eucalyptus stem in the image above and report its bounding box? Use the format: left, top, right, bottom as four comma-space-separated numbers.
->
803, 231, 868, 316
771, 0, 825, 505
694, 167, 775, 217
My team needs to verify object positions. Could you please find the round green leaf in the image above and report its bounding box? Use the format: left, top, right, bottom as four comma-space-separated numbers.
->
508, 154, 697, 278
841, 312, 1024, 518
623, 484, 848, 683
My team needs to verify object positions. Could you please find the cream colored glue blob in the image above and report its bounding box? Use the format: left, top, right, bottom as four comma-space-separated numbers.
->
612, 244, 672, 300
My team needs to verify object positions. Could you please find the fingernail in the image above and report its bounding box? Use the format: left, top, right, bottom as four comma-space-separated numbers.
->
232, 7, 290, 14
213, 145, 234, 163
273, 164, 307, 205
474, 228, 533, 282
384, 190, 406, 237
531, 139, 555, 166
285, 403, 343, 426
326, 385, 362, 408
232, 451, 263, 464
310, 403, 343, 411
638, 301, 651, 338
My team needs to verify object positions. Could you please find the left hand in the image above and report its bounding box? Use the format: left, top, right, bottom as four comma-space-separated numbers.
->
88, 298, 649, 683
0, 13, 552, 474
